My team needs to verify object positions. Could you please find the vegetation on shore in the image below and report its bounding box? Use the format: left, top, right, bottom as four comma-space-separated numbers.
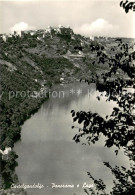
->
0, 28, 80, 188
0, 24, 134, 194
72, 39, 135, 194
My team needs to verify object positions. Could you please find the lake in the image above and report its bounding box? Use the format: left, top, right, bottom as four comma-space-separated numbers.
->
14, 82, 130, 195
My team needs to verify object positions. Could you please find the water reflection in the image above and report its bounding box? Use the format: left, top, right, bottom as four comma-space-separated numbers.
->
14, 82, 130, 195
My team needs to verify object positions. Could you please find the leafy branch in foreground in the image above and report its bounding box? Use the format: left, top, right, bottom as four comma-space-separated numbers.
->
85, 162, 135, 195
72, 40, 135, 149
71, 39, 135, 194
120, 1, 135, 13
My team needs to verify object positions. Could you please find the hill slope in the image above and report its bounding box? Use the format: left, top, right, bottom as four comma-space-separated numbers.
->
0, 26, 133, 190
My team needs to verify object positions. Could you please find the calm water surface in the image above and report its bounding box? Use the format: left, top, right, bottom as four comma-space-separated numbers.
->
14, 82, 130, 195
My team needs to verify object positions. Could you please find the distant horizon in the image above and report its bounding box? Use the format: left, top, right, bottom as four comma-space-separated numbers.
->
0, 0, 134, 38
1, 25, 135, 39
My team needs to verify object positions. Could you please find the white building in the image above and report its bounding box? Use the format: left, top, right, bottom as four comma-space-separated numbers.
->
0, 147, 12, 160
45, 26, 51, 34
60, 77, 64, 81
2, 35, 7, 42
58, 25, 62, 28
90, 36, 94, 41
17, 31, 22, 37
30, 32, 34, 36
8, 34, 13, 38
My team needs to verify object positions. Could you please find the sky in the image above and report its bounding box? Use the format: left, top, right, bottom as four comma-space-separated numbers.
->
0, 0, 135, 38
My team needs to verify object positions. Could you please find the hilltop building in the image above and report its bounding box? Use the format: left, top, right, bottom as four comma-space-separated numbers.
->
0, 25, 74, 45
46, 25, 73, 35
2, 34, 7, 42
90, 35, 95, 41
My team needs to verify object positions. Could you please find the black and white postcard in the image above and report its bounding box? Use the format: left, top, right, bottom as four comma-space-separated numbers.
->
0, 0, 134, 195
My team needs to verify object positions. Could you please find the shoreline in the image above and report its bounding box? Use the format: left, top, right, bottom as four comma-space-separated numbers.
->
0, 75, 81, 193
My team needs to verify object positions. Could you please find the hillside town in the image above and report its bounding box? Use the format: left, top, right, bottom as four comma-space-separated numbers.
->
0, 24, 134, 195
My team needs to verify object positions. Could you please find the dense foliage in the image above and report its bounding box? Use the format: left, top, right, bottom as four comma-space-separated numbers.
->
0, 31, 79, 188
71, 39, 135, 194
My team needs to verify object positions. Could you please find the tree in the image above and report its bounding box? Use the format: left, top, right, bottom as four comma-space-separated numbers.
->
71, 39, 135, 194
120, 1, 135, 13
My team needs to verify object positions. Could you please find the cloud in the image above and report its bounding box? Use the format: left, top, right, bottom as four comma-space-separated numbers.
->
74, 18, 119, 37
10, 22, 35, 32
